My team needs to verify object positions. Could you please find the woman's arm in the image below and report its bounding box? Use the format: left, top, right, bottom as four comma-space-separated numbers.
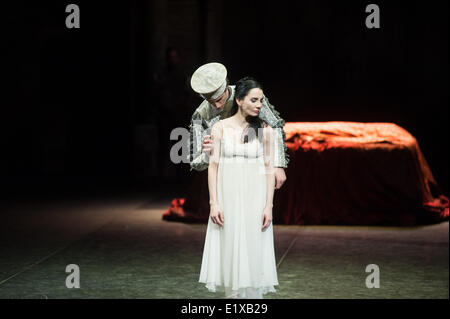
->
262, 124, 275, 229
208, 122, 224, 226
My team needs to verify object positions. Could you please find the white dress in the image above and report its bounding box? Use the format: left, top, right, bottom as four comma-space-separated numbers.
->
199, 120, 279, 298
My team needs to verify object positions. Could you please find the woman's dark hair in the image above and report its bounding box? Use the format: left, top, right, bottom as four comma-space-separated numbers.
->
232, 77, 265, 143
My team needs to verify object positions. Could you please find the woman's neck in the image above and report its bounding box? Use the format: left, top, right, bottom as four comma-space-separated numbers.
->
231, 109, 253, 129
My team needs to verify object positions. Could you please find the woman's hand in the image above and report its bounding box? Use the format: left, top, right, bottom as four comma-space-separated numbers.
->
210, 204, 224, 227
262, 206, 273, 230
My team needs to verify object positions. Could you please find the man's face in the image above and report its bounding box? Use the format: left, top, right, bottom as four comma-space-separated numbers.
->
206, 87, 229, 110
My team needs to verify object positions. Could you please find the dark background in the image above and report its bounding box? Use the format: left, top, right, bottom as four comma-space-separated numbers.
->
2, 0, 448, 200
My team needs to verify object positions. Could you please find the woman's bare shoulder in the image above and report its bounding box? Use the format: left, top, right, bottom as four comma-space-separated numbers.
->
220, 118, 236, 130
221, 118, 231, 125
262, 122, 274, 131
262, 124, 274, 140
211, 120, 223, 137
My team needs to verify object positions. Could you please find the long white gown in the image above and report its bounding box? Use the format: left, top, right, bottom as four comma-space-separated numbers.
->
199, 120, 279, 299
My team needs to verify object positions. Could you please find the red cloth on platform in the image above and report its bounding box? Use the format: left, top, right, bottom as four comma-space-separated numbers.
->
164, 122, 448, 226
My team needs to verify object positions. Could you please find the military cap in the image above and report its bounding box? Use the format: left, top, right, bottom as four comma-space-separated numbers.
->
190, 62, 227, 100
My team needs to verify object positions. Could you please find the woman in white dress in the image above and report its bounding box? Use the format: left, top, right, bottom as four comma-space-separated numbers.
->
199, 77, 278, 299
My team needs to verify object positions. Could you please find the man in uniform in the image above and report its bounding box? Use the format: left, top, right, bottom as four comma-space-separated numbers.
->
188, 62, 288, 189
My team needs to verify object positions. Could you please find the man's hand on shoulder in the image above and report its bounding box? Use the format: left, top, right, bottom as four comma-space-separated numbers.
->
202, 134, 213, 154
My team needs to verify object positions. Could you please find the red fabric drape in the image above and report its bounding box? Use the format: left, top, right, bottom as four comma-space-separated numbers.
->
164, 122, 448, 226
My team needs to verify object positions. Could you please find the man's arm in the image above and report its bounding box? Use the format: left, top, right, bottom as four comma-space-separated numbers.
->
261, 96, 290, 169
188, 111, 209, 172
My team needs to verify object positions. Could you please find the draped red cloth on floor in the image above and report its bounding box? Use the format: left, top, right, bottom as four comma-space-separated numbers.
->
163, 122, 448, 225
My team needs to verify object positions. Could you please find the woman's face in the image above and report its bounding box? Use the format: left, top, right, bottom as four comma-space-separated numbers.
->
236, 88, 264, 117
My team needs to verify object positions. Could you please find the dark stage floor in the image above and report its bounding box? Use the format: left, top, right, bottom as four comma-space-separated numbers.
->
0, 189, 448, 299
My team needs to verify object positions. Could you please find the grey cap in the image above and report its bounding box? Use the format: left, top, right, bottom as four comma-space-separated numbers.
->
190, 62, 227, 99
